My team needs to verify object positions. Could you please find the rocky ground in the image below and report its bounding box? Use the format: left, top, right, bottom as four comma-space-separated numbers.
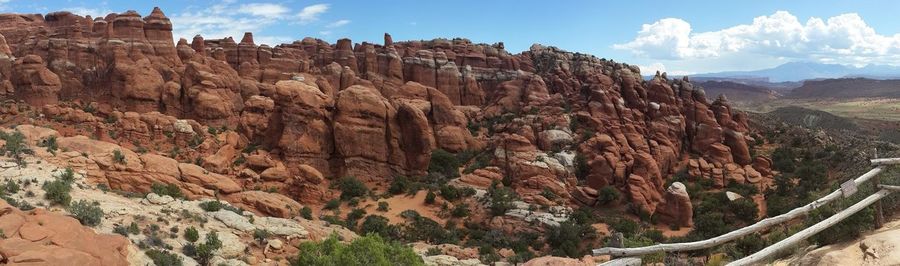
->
773, 217, 900, 266
0, 141, 514, 265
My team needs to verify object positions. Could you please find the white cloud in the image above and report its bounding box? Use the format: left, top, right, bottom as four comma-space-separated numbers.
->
64, 7, 114, 18
238, 3, 290, 19
637, 62, 693, 76
297, 4, 329, 24
171, 2, 299, 46
615, 11, 900, 66
326, 19, 350, 28
319, 31, 332, 36
255, 35, 294, 46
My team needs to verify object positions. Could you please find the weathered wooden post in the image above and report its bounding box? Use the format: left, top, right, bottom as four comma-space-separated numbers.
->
872, 149, 884, 229
873, 172, 884, 228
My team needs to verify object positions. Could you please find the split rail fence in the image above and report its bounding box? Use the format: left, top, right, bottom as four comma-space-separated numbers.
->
594, 158, 899, 266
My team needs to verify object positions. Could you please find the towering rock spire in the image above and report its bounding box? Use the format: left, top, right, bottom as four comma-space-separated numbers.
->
240, 32, 255, 46
191, 34, 206, 55
238, 32, 258, 65
384, 33, 393, 47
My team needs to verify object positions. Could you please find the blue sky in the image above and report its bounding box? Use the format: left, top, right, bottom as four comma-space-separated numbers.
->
9, 0, 900, 74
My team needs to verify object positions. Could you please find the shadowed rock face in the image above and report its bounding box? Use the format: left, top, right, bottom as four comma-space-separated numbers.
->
0, 7, 771, 225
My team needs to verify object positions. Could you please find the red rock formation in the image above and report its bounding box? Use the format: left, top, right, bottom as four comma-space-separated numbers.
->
0, 7, 761, 221
11, 55, 61, 106
0, 201, 130, 266
655, 182, 694, 228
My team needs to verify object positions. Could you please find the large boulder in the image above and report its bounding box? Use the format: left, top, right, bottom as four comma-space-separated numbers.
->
0, 202, 130, 266
178, 163, 242, 194
225, 191, 303, 218
654, 182, 693, 228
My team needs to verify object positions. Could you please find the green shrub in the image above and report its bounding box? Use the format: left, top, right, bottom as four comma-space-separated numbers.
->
428, 149, 460, 178
324, 199, 341, 210
400, 216, 457, 244
623, 235, 664, 263
569, 208, 597, 225
68, 200, 103, 226
488, 183, 517, 216
360, 215, 398, 240
194, 231, 222, 265
322, 215, 344, 226
451, 203, 470, 218
301, 206, 314, 220
388, 176, 411, 195
540, 188, 559, 200
151, 182, 183, 198
113, 225, 129, 236
1, 131, 33, 166
198, 201, 224, 212
82, 104, 96, 114
692, 212, 730, 239
294, 233, 423, 266
60, 167, 76, 184
253, 229, 271, 244
145, 249, 183, 266
400, 210, 421, 220
232, 155, 246, 166
462, 152, 493, 174
546, 220, 597, 258
348, 197, 360, 207
808, 205, 873, 245
732, 233, 766, 258
129, 222, 140, 234
184, 226, 200, 242
573, 153, 589, 180
424, 191, 436, 204
42, 179, 72, 206
609, 218, 639, 237
345, 208, 367, 229
439, 185, 462, 201
336, 176, 368, 200
597, 186, 620, 205
795, 160, 827, 196
377, 202, 389, 212
4, 179, 19, 194
771, 147, 795, 173
38, 136, 58, 153
641, 229, 666, 243
112, 149, 126, 164
729, 198, 760, 223
188, 135, 203, 148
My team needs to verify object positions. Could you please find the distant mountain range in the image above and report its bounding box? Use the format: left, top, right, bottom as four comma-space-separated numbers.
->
689, 62, 900, 82
789, 78, 900, 99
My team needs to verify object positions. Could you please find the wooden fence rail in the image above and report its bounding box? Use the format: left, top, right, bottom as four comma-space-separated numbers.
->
870, 158, 900, 165
728, 189, 894, 265
593, 165, 886, 257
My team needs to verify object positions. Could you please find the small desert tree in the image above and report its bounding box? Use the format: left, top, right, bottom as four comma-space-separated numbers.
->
1, 131, 33, 166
